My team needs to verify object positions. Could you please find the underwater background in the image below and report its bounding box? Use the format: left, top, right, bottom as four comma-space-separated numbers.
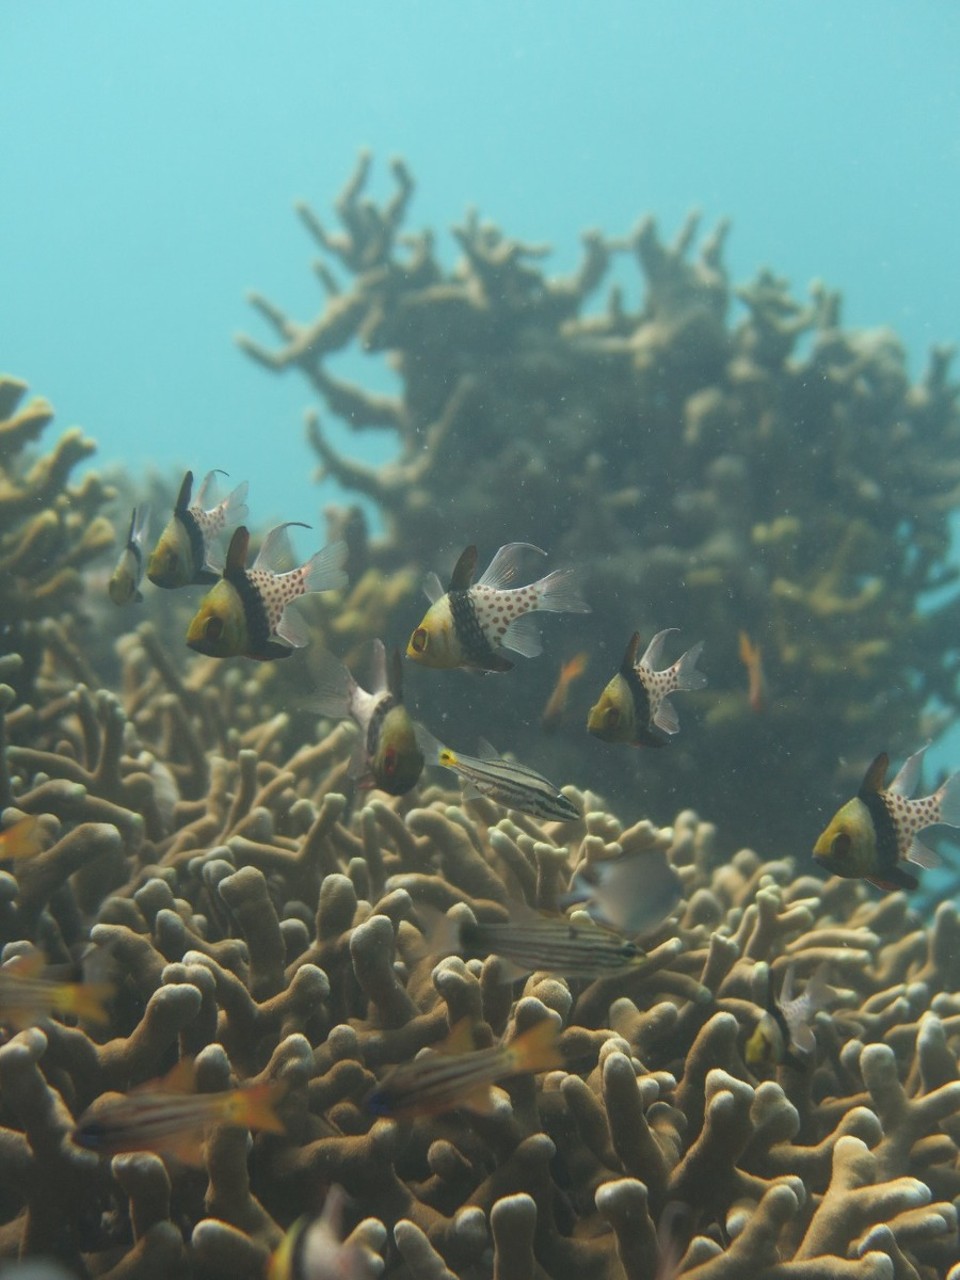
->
3, 4, 960, 1278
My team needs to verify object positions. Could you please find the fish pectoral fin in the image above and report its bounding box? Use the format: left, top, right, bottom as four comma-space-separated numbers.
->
866, 866, 918, 892
161, 1129, 207, 1167
275, 604, 309, 649
501, 614, 542, 659
652, 695, 680, 735
904, 836, 940, 869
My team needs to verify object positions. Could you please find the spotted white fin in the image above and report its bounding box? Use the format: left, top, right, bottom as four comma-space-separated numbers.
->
253, 523, 307, 573
502, 613, 543, 658
477, 542, 546, 590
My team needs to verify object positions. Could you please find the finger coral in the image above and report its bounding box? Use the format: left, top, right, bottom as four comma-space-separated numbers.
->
0, 634, 959, 1277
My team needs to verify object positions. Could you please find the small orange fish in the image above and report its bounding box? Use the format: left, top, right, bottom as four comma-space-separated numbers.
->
0, 951, 112, 1031
0, 815, 44, 862
738, 630, 767, 713
364, 1016, 562, 1118
72, 1058, 286, 1162
541, 652, 589, 731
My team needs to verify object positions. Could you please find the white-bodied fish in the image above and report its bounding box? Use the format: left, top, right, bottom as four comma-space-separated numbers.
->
416, 724, 580, 822
588, 629, 706, 747
147, 469, 248, 589
108, 504, 151, 605
407, 542, 590, 673
561, 850, 683, 937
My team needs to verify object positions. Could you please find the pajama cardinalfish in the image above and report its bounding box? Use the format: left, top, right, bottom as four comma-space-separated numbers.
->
147, 469, 248, 589
813, 745, 960, 891
311, 639, 424, 795
415, 724, 580, 822
0, 951, 111, 1031
364, 1016, 562, 1117
73, 1058, 285, 1160
268, 1186, 384, 1280
407, 542, 590, 673
186, 524, 347, 661
108, 504, 151, 605
745, 964, 841, 1071
588, 629, 706, 747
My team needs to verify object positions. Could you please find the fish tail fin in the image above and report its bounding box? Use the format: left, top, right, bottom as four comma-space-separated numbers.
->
238, 1079, 287, 1134
561, 651, 589, 683
414, 902, 464, 960
532, 567, 591, 615
222, 480, 250, 529
301, 540, 349, 595
308, 648, 356, 721
413, 721, 446, 766
673, 641, 707, 692
59, 981, 113, 1026
804, 964, 841, 1015
934, 770, 960, 829
509, 1016, 563, 1073
1, 815, 44, 861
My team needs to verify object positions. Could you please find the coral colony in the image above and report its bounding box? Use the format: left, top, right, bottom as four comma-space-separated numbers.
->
0, 153, 960, 1279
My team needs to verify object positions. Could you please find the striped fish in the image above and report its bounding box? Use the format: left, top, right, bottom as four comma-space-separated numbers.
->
418, 901, 647, 981
407, 542, 590, 673
0, 950, 112, 1031
416, 724, 579, 822
147, 469, 248, 589
365, 1016, 562, 1117
73, 1058, 285, 1162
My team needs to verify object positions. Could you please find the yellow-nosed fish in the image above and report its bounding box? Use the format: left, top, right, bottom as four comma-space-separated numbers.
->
186, 524, 347, 661
72, 1058, 285, 1161
418, 900, 646, 982
541, 651, 589, 731
0, 951, 112, 1031
108, 505, 151, 605
588, 629, 706, 747
0, 814, 44, 862
311, 639, 423, 795
147, 469, 248, 589
364, 1016, 562, 1117
560, 850, 683, 937
744, 964, 840, 1071
269, 1186, 384, 1280
407, 542, 590, 673
812, 745, 960, 891
416, 724, 580, 822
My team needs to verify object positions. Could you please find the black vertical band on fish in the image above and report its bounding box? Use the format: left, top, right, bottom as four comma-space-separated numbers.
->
222, 527, 289, 661
449, 589, 503, 670
173, 471, 210, 580
365, 693, 395, 760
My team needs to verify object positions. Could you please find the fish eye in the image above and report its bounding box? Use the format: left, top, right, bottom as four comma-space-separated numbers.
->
384, 746, 397, 775
621, 941, 640, 959
604, 706, 620, 729
831, 831, 852, 858
411, 627, 428, 654
205, 616, 224, 641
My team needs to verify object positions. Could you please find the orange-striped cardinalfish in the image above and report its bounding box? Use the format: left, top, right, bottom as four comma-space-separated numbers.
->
364, 1016, 562, 1117
147, 469, 248, 589
186, 524, 347, 661
587, 630, 706, 747
813, 745, 960, 891
108, 505, 151, 605
72, 1058, 285, 1161
738, 630, 768, 713
541, 652, 589, 731
311, 639, 424, 795
407, 543, 590, 674
744, 964, 840, 1072
0, 814, 44, 862
0, 951, 111, 1031
417, 901, 646, 982
269, 1186, 385, 1280
415, 724, 580, 822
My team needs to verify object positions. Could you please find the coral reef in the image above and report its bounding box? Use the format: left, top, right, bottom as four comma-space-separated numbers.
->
238, 154, 960, 851
1, 630, 960, 1276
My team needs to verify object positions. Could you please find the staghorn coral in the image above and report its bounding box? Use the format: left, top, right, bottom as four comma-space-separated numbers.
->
237, 154, 960, 852
0, 633, 958, 1276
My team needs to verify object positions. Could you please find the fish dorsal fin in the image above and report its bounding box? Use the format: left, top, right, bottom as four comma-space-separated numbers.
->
477, 542, 545, 590
858, 753, 890, 796
620, 632, 641, 674
225, 526, 251, 578
423, 572, 445, 604
254, 522, 310, 574
448, 545, 478, 591
476, 737, 500, 761
888, 745, 928, 798
152, 1057, 197, 1094
124, 506, 138, 544
194, 469, 228, 509
175, 470, 194, 516
388, 647, 404, 701
640, 628, 679, 671
439, 1017, 478, 1055
368, 638, 388, 695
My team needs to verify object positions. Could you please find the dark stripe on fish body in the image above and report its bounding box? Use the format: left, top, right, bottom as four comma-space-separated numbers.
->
449, 589, 501, 668
179, 509, 210, 584
461, 919, 638, 975
368, 1043, 508, 1114
225, 566, 273, 656
450, 757, 578, 822
861, 789, 901, 874
366, 693, 396, 759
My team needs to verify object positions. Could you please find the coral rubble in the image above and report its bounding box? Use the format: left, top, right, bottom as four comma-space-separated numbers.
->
238, 155, 960, 851
1, 632, 960, 1276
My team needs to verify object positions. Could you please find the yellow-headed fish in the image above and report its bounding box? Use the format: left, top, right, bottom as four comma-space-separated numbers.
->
186, 524, 348, 661
364, 1015, 562, 1117
0, 950, 112, 1031
587, 629, 705, 747
744, 964, 840, 1072
268, 1186, 385, 1280
72, 1057, 285, 1161
407, 542, 590, 673
311, 639, 423, 794
108, 504, 151, 605
147, 469, 248, 589
813, 745, 960, 891
0, 814, 44, 862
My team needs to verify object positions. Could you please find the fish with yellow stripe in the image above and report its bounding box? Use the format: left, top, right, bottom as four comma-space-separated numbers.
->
407, 542, 590, 673
147, 469, 248, 589
0, 950, 112, 1031
72, 1057, 286, 1161
364, 1016, 562, 1117
186, 524, 348, 661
